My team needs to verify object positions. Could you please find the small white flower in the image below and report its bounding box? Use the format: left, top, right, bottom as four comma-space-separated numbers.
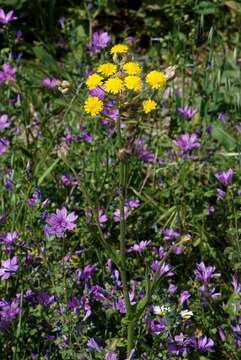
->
180, 309, 193, 320
153, 305, 171, 316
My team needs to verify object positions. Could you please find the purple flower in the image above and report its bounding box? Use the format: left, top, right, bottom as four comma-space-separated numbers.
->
147, 317, 166, 335
105, 353, 117, 360
113, 206, 130, 222
129, 240, 151, 253
76, 264, 96, 282
168, 333, 191, 356
175, 133, 200, 152
0, 138, 9, 155
0, 231, 18, 252
0, 114, 11, 129
58, 16, 65, 28
208, 205, 215, 215
218, 112, 228, 123
218, 327, 226, 342
125, 198, 140, 209
67, 296, 81, 314
191, 336, 214, 352
194, 262, 220, 283
151, 261, 173, 277
98, 209, 108, 224
0, 9, 17, 24
0, 295, 20, 323
44, 207, 78, 238
177, 106, 197, 119
0, 64, 17, 85
231, 275, 241, 293
89, 85, 106, 99
42, 78, 57, 90
180, 290, 190, 305
0, 256, 19, 280
215, 168, 233, 186
91, 285, 109, 302
135, 139, 155, 163
161, 228, 181, 240
87, 338, 102, 352
216, 188, 226, 201
36, 292, 55, 307
87, 31, 111, 54
168, 283, 177, 294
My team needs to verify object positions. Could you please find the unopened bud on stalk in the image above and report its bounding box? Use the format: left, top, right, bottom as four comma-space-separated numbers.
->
164, 66, 177, 81
117, 148, 130, 162
56, 80, 71, 94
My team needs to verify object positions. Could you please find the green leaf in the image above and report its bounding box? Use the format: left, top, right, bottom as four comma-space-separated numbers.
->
194, 1, 217, 15
33, 46, 60, 73
37, 159, 59, 186
211, 122, 236, 150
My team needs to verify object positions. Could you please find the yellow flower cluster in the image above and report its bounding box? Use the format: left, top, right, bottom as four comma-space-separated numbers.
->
83, 44, 170, 116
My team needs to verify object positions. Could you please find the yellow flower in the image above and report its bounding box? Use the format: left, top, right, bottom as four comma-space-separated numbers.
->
122, 62, 142, 75
110, 44, 128, 55
84, 96, 103, 116
104, 77, 124, 94
86, 73, 103, 90
143, 99, 157, 113
97, 63, 117, 76
146, 70, 167, 89
124, 75, 142, 91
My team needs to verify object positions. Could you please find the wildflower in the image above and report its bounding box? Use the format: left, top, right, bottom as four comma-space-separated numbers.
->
0, 231, 19, 252
216, 188, 226, 201
218, 112, 228, 123
129, 240, 151, 253
191, 336, 214, 352
0, 138, 9, 155
105, 353, 117, 360
161, 228, 181, 240
0, 114, 11, 129
177, 106, 197, 119
87, 31, 111, 54
89, 85, 106, 99
180, 309, 193, 320
87, 338, 102, 352
97, 63, 117, 76
153, 304, 171, 315
110, 44, 128, 55
84, 96, 103, 116
146, 70, 167, 89
113, 206, 129, 222
104, 77, 124, 94
0, 64, 16, 85
143, 99, 157, 113
124, 75, 142, 91
76, 264, 96, 282
168, 283, 177, 294
215, 168, 233, 186
0, 9, 17, 24
44, 207, 78, 238
36, 291, 55, 307
98, 209, 108, 224
86, 73, 103, 90
231, 274, 241, 293
175, 133, 200, 151
122, 62, 142, 75
168, 333, 191, 356
0, 296, 20, 323
102, 101, 119, 122
125, 199, 140, 209
0, 256, 19, 280
180, 290, 191, 305
194, 262, 220, 283
147, 318, 166, 335
42, 78, 57, 89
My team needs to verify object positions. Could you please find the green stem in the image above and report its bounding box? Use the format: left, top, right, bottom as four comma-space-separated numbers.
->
117, 117, 135, 355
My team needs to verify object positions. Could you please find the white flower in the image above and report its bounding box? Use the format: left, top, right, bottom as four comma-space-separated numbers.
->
180, 309, 193, 320
153, 305, 171, 316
